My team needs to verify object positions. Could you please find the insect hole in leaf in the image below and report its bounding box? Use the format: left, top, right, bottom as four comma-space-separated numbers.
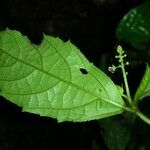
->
80, 68, 88, 74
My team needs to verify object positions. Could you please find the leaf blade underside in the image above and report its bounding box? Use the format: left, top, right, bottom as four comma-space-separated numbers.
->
0, 29, 125, 122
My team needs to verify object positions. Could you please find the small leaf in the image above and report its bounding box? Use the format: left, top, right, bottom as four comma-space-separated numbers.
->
116, 85, 124, 96
116, 1, 150, 50
0, 29, 125, 122
134, 65, 150, 101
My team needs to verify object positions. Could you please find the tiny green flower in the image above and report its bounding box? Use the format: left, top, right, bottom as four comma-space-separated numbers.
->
108, 64, 116, 73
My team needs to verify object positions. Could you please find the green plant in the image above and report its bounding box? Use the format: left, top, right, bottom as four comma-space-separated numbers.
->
0, 29, 150, 125
116, 1, 150, 51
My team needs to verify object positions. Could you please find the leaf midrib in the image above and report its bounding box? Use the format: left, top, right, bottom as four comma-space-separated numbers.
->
0, 48, 123, 109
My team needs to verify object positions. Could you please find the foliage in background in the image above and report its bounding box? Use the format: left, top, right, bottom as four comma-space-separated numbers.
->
116, 1, 150, 54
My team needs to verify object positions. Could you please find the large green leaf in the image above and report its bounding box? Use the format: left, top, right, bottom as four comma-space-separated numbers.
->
0, 29, 124, 122
134, 65, 150, 102
116, 1, 150, 50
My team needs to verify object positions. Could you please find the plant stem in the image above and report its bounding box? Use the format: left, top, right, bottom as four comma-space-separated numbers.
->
121, 62, 133, 106
124, 107, 150, 126
121, 60, 150, 126
136, 111, 150, 125
116, 46, 150, 126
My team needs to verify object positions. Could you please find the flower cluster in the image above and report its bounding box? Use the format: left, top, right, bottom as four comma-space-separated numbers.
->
108, 45, 129, 73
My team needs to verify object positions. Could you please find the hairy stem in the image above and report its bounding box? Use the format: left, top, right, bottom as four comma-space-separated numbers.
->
124, 107, 150, 126
121, 62, 133, 106
136, 111, 150, 125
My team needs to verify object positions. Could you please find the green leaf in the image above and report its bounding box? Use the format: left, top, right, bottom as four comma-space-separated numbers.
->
0, 29, 124, 122
116, 1, 150, 50
134, 65, 150, 101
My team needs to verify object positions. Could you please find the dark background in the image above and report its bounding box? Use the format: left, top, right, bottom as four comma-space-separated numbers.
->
0, 0, 149, 150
